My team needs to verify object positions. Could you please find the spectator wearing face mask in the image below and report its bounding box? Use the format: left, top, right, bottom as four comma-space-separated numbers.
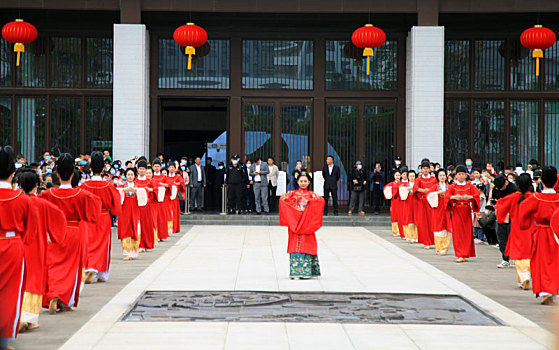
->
349, 161, 367, 215
391, 156, 402, 178
465, 158, 474, 175
292, 160, 303, 190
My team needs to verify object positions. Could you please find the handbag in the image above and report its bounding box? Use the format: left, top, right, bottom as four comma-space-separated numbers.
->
353, 184, 363, 192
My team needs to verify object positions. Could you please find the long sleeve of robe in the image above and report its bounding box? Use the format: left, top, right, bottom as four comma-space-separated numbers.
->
444, 183, 480, 258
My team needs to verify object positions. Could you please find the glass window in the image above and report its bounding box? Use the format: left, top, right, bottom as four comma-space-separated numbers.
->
327, 104, 358, 205
0, 40, 12, 87
544, 42, 559, 91
474, 41, 505, 90
243, 103, 274, 161
325, 40, 397, 90
158, 39, 230, 89
50, 97, 82, 156
473, 100, 505, 165
444, 100, 470, 165
509, 100, 538, 166
17, 97, 46, 162
50, 37, 82, 88
281, 104, 311, 190
0, 97, 11, 146
242, 40, 313, 89
445, 40, 470, 91
364, 104, 395, 172
508, 41, 537, 91
85, 97, 112, 152
544, 101, 559, 167
16, 37, 47, 87
87, 38, 113, 88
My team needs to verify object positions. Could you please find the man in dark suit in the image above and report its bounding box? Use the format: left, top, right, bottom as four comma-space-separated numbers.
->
189, 156, 206, 211
322, 155, 340, 216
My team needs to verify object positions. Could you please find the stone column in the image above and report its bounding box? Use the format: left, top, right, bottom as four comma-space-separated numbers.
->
113, 24, 150, 161
405, 26, 444, 169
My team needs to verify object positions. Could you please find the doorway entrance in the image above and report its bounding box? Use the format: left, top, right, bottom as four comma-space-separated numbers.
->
161, 98, 228, 163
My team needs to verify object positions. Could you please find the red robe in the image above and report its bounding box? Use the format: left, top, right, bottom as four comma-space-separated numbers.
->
117, 184, 140, 241
413, 176, 437, 246
444, 183, 480, 258
151, 173, 170, 240
391, 182, 405, 238
136, 178, 156, 249
429, 183, 452, 233
168, 173, 186, 233
519, 192, 559, 297
24, 196, 66, 296
0, 187, 37, 344
82, 179, 122, 275
496, 192, 533, 260
399, 181, 414, 226
40, 187, 100, 308
384, 182, 398, 224
279, 188, 325, 256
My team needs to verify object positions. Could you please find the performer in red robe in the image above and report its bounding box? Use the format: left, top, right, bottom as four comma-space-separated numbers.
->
398, 169, 417, 242
496, 173, 533, 290
167, 162, 186, 234
0, 146, 38, 349
384, 171, 401, 237
428, 169, 452, 255
151, 159, 170, 241
279, 172, 325, 279
391, 176, 406, 239
444, 165, 480, 263
136, 160, 156, 251
40, 153, 100, 313
82, 151, 121, 283
17, 170, 66, 332
117, 168, 143, 260
520, 166, 559, 305
413, 161, 437, 248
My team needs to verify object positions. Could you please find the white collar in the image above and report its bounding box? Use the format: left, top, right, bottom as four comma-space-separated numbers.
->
154, 172, 161, 176
542, 189, 556, 194
91, 175, 102, 181
456, 181, 467, 186
60, 184, 72, 189
0, 181, 12, 189
137, 175, 146, 180
168, 172, 175, 177
421, 174, 430, 179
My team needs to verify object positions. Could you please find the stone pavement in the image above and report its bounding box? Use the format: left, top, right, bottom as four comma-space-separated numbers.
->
54, 225, 551, 350
13, 227, 190, 350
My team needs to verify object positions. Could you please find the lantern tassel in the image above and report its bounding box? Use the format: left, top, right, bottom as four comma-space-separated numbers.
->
363, 48, 374, 75
185, 46, 196, 70
14, 43, 24, 67
533, 49, 543, 77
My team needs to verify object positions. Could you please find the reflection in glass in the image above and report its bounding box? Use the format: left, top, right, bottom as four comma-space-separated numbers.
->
474, 41, 505, 90
281, 104, 311, 190
87, 38, 113, 88
544, 101, 559, 167
86, 97, 112, 152
444, 100, 469, 165
159, 39, 230, 89
50, 97, 81, 156
364, 105, 394, 172
244, 104, 274, 162
544, 42, 559, 91
0, 40, 12, 87
0, 97, 11, 145
507, 41, 537, 91
510, 100, 538, 166
50, 37, 82, 88
16, 37, 47, 87
242, 40, 313, 89
325, 40, 397, 90
445, 40, 469, 91
473, 100, 505, 165
17, 97, 46, 162
327, 104, 358, 204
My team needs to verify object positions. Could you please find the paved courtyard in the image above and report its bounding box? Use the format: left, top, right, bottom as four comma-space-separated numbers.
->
20, 225, 551, 350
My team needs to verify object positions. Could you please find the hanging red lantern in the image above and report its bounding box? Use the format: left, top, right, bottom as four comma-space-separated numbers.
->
520, 25, 556, 76
2, 19, 37, 67
173, 22, 208, 70
351, 24, 386, 75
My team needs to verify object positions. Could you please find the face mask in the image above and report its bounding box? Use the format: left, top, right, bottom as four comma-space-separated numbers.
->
46, 168, 52, 174
114, 164, 119, 169
110, 170, 116, 175
218, 166, 223, 170
246, 164, 251, 168
113, 179, 118, 185
15, 162, 22, 169
357, 165, 362, 170
232, 160, 238, 165
45, 155, 51, 161
180, 166, 186, 171
466, 161, 472, 167
181, 161, 187, 166
78, 160, 87, 166
296, 164, 302, 169
375, 165, 380, 169
162, 164, 166, 169
484, 210, 490, 216
395, 160, 401, 166
121, 175, 126, 180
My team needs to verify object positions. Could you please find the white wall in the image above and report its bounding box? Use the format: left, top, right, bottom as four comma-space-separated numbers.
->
405, 26, 444, 170
113, 24, 150, 161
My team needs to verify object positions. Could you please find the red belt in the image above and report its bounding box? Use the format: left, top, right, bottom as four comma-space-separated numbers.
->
0, 231, 21, 239
454, 203, 471, 207
101, 209, 110, 215
536, 224, 550, 228
67, 220, 80, 228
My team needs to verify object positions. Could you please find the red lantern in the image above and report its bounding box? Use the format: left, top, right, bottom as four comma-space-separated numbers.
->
2, 19, 37, 67
351, 24, 386, 75
520, 25, 556, 76
173, 22, 208, 70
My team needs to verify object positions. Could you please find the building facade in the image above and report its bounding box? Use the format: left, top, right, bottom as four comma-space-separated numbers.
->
1, 1, 559, 199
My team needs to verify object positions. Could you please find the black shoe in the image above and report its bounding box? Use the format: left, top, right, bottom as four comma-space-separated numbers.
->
256, 212, 261, 215
334, 213, 339, 216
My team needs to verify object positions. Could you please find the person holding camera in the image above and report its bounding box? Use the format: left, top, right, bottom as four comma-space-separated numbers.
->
348, 160, 367, 215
